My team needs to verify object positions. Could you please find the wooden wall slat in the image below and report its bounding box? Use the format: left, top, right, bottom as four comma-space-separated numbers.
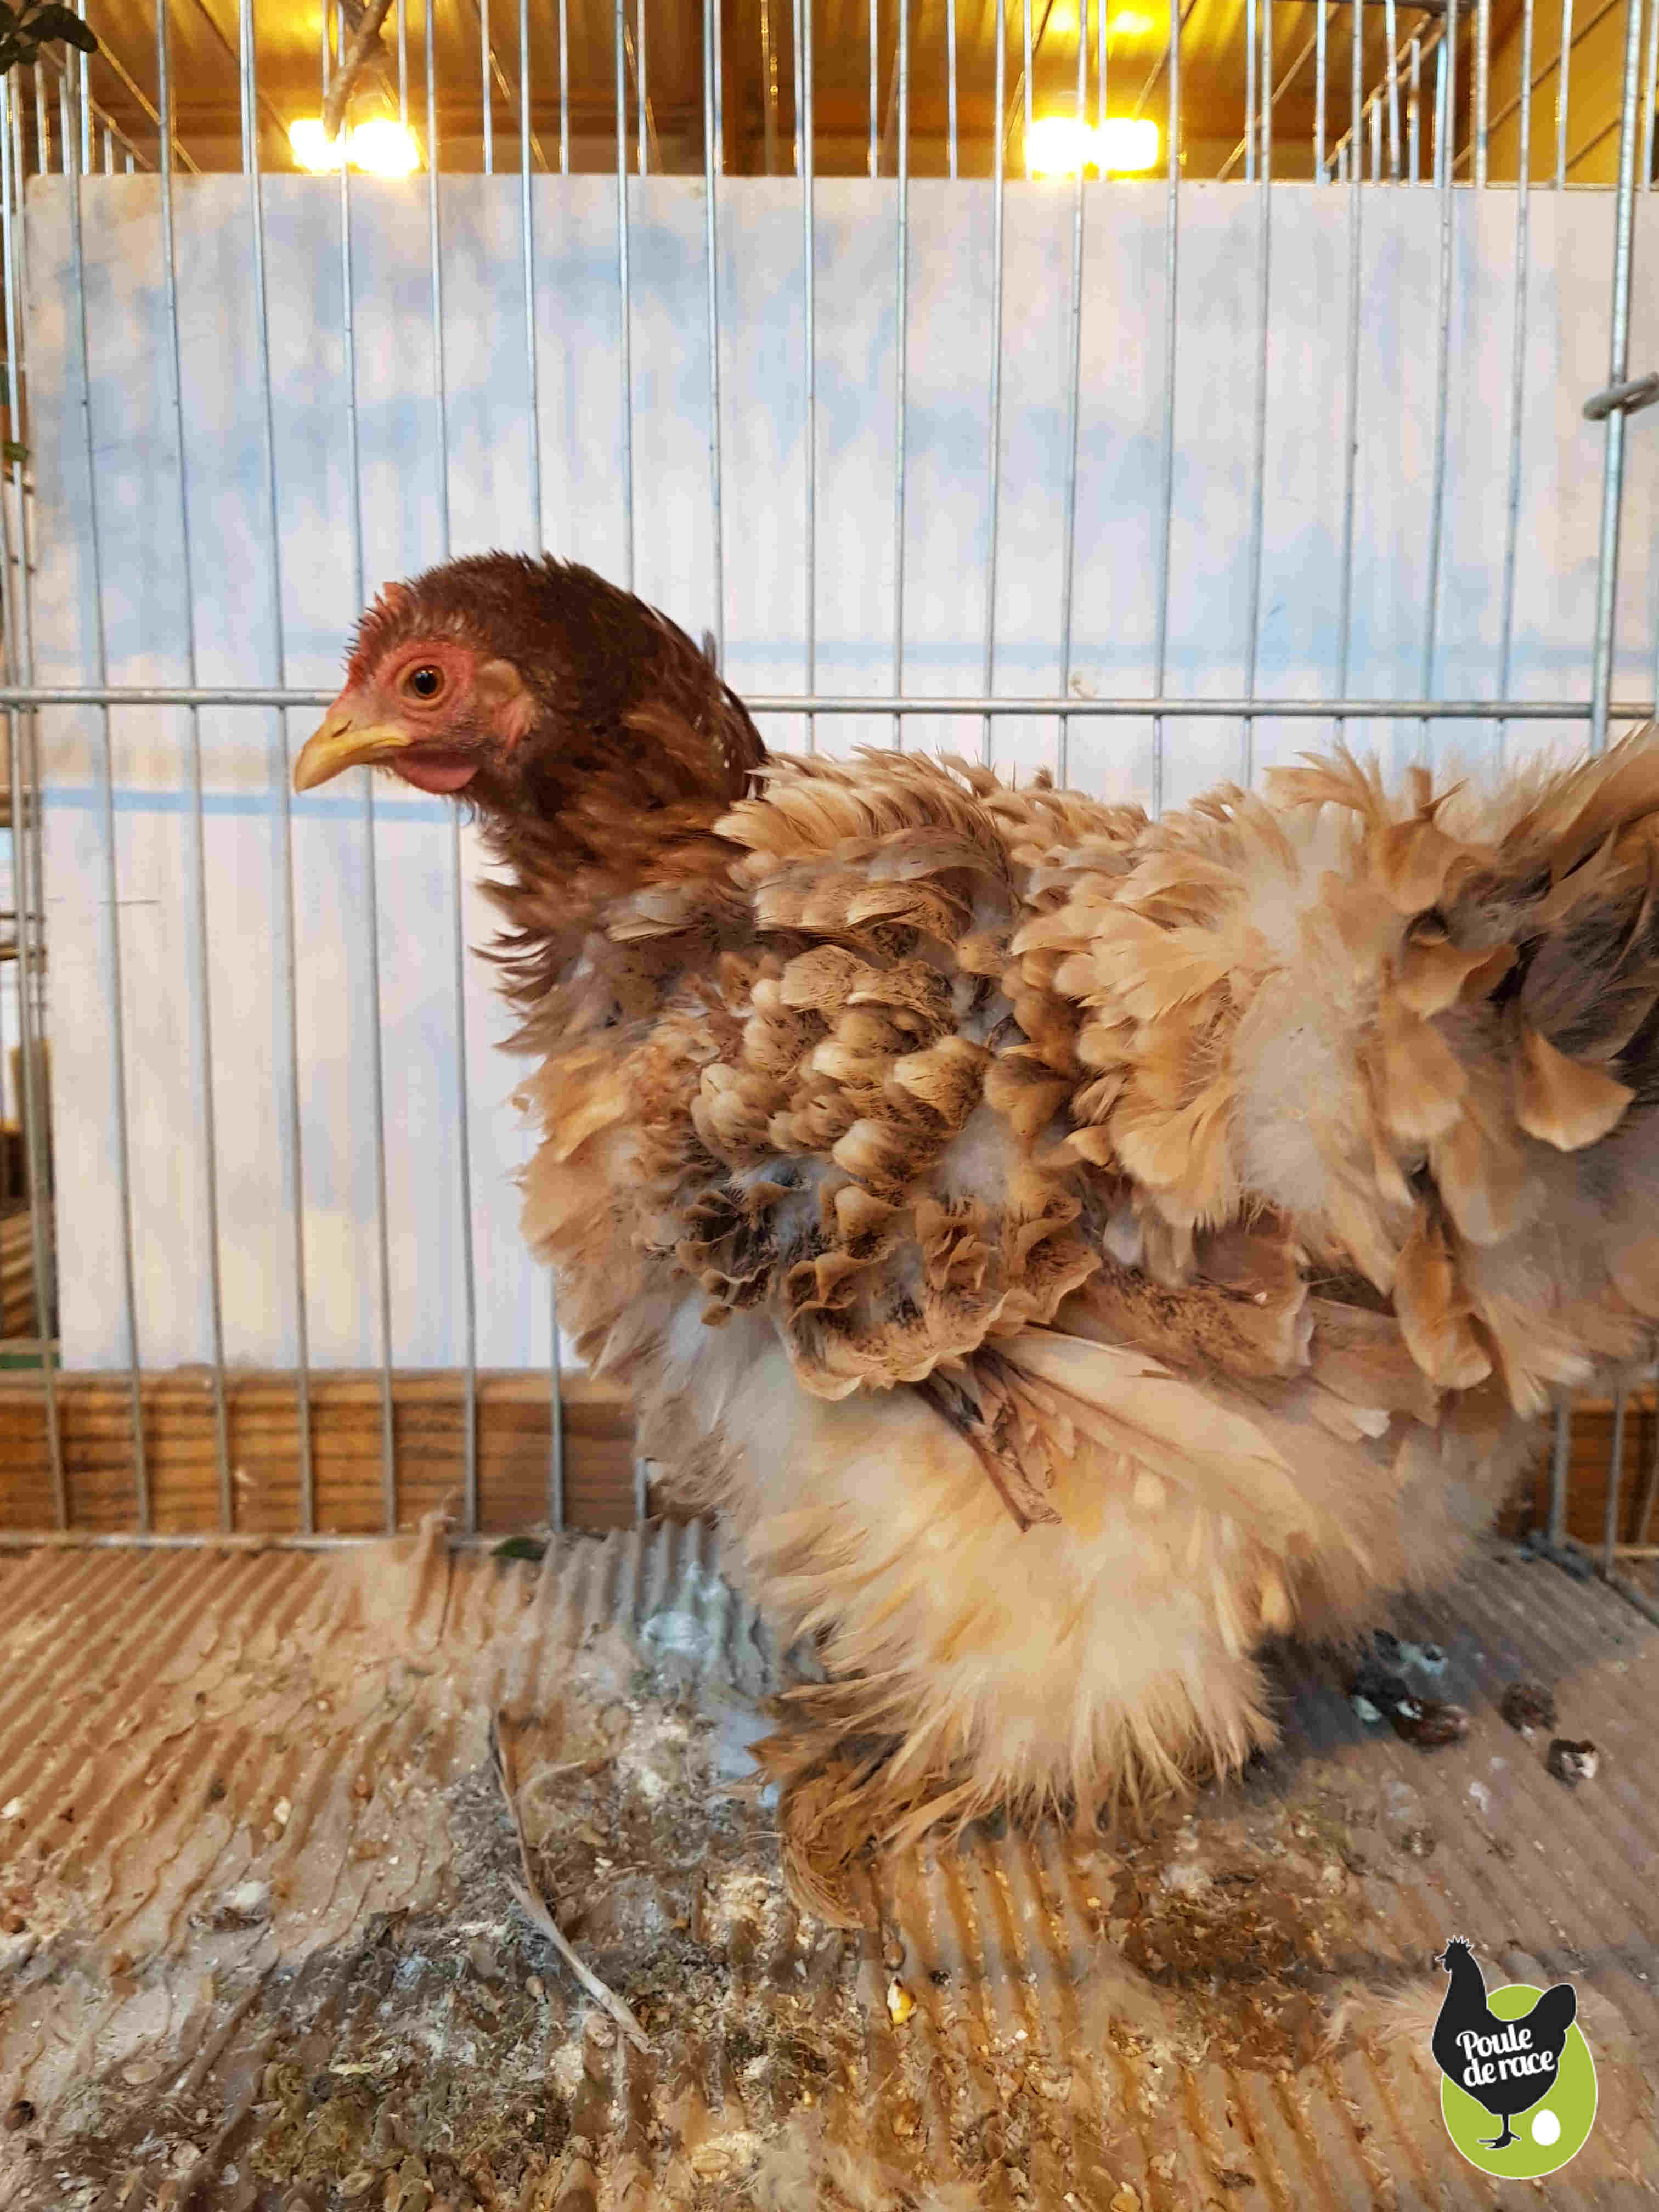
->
1, 1369, 1653, 1551
0, 1369, 639, 1536
1499, 1396, 1659, 1551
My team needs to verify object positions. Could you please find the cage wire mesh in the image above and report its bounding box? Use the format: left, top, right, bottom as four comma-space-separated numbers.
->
0, 0, 1655, 1601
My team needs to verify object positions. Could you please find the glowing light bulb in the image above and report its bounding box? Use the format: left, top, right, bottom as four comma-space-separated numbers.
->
1098, 116, 1160, 171
288, 117, 343, 171
348, 118, 421, 176
1025, 115, 1160, 176
287, 116, 421, 176
1026, 116, 1096, 176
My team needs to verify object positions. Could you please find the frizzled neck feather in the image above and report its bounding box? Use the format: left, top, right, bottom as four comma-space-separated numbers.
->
473, 686, 766, 1023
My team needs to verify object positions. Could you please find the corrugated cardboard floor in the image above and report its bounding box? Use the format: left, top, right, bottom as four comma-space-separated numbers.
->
0, 1523, 1654, 2209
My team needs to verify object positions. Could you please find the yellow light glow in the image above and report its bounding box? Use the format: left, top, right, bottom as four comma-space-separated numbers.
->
1108, 8, 1158, 38
288, 116, 421, 176
1098, 116, 1159, 171
1025, 115, 1160, 176
1025, 116, 1096, 176
349, 117, 421, 176
288, 117, 343, 171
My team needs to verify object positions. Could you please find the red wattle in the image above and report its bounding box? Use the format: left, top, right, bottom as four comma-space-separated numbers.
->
392, 756, 481, 795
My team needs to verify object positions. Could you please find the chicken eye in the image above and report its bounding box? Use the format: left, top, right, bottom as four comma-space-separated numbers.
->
407, 665, 444, 700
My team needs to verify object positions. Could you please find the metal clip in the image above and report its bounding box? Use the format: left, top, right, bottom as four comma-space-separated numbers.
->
1583, 372, 1659, 423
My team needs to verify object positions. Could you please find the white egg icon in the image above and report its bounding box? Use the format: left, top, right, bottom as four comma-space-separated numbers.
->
1530, 2109, 1562, 2146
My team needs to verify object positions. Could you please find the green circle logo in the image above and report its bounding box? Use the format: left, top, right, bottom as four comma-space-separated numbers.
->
1434, 1957, 1598, 2179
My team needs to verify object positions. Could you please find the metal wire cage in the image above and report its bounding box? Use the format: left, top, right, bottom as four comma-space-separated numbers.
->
0, 0, 1656, 1594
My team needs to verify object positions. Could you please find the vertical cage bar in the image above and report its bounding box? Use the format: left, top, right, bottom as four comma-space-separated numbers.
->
34, 65, 47, 178
1242, 0, 1272, 788
1150, 0, 1181, 815
520, 0, 540, 555
66, 70, 149, 1526
1246, 0, 1258, 180
336, 81, 398, 1534
1495, 0, 1535, 770
1604, 1386, 1628, 1574
481, 0, 494, 171
1476, 0, 1491, 183
76, 0, 89, 172
869, 0, 878, 176
560, 0, 570, 172
637, 0, 650, 173
430, 0, 477, 1538
1335, 0, 1362, 722
9, 77, 24, 362
1022, 0, 1033, 174
946, 0, 958, 177
616, 0, 636, 589
1098, 0, 1106, 136
238, 0, 253, 167
1420, 0, 1458, 764
1409, 34, 1421, 178
891, 0, 909, 748
703, 0, 725, 674
102, 124, 112, 172
1385, 0, 1401, 174
514, 3, 562, 1532
1434, 37, 1446, 185
1, 708, 60, 1515
760, 0, 780, 173
0, 71, 63, 1522
981, 0, 1006, 768
1556, 0, 1574, 187
1548, 1400, 1571, 1544
1056, 0, 1088, 787
1588, 0, 1647, 756
157, 0, 232, 1530
1370, 84, 1381, 175
1316, 0, 1327, 172
397, 0, 408, 126
244, 0, 314, 1533
795, 0, 816, 751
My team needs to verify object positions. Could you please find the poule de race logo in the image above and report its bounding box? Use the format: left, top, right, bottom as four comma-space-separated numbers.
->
1429, 1937, 1598, 2176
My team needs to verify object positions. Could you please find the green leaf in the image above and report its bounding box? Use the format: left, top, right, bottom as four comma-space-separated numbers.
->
2, 441, 27, 466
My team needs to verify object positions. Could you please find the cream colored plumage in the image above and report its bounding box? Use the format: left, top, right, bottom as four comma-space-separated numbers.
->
294, 556, 1659, 1916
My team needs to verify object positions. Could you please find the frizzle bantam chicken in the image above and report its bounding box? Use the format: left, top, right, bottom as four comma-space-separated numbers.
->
294, 552, 1659, 1914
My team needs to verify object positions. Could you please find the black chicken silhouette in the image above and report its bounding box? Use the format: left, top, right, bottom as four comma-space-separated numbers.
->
1430, 1937, 1577, 2150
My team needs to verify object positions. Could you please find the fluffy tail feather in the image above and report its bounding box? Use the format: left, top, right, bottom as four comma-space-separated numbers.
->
1228, 729, 1659, 1416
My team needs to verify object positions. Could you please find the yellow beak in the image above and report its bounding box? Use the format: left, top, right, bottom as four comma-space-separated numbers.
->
291, 708, 415, 792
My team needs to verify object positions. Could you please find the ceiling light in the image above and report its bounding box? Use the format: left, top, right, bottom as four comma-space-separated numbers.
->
348, 118, 421, 177
288, 116, 421, 177
1026, 116, 1096, 176
288, 117, 343, 171
1098, 117, 1160, 171
1025, 116, 1161, 176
